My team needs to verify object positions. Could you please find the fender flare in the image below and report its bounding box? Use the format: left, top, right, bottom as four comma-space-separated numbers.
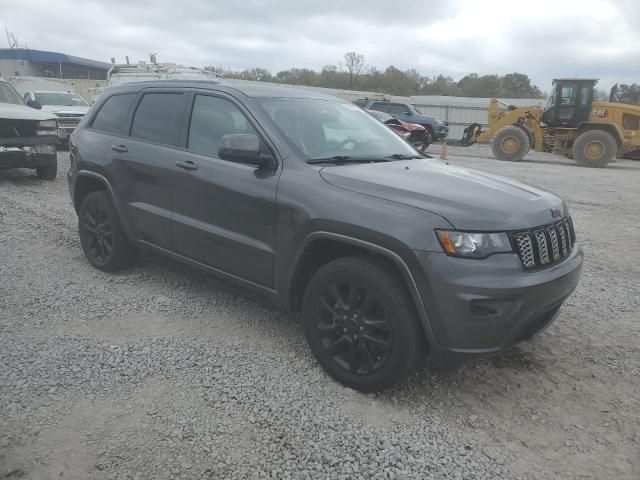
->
75, 170, 135, 241
287, 231, 436, 348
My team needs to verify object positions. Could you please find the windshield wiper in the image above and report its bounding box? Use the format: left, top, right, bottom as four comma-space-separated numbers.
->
385, 153, 424, 160
306, 156, 392, 165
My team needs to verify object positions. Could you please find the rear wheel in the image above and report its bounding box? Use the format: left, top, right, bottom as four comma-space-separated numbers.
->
78, 191, 136, 271
491, 125, 530, 161
302, 256, 423, 392
36, 164, 57, 180
572, 130, 616, 167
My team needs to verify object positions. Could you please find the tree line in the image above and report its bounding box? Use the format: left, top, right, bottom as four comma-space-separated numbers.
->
207, 51, 546, 99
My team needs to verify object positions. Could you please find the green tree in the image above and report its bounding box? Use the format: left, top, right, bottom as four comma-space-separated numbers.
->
615, 84, 640, 105
500, 73, 544, 98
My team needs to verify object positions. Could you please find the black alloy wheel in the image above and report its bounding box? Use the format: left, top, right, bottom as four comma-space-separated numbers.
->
315, 280, 393, 375
78, 191, 136, 271
82, 201, 113, 264
302, 256, 423, 392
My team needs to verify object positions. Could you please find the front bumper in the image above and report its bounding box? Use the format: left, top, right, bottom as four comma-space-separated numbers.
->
0, 145, 57, 170
414, 244, 583, 365
433, 125, 449, 140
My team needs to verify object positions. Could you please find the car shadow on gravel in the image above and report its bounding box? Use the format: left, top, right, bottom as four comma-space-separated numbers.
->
117, 249, 554, 399
0, 168, 47, 184
134, 250, 275, 311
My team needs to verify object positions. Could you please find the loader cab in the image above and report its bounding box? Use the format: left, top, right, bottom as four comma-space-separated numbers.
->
541, 78, 597, 128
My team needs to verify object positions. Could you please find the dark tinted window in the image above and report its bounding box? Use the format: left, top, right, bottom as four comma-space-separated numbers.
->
131, 93, 186, 146
387, 103, 409, 115
188, 95, 258, 157
352, 99, 368, 107
92, 94, 137, 135
370, 102, 389, 113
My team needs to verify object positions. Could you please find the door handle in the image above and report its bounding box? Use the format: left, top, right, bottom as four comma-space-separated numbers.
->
176, 160, 198, 171
111, 144, 128, 153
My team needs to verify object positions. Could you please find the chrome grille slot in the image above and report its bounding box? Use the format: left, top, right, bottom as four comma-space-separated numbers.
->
514, 233, 535, 268
534, 230, 550, 264
512, 216, 575, 270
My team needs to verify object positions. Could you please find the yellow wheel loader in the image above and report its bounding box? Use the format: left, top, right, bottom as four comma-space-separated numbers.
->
462, 79, 640, 167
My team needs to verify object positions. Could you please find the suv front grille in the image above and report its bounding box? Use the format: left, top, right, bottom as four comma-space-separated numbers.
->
512, 217, 575, 270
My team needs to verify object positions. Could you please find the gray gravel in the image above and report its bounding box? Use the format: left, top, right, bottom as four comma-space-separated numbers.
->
1, 147, 639, 479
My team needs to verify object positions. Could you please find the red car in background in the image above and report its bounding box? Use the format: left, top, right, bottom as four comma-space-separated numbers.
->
367, 109, 430, 152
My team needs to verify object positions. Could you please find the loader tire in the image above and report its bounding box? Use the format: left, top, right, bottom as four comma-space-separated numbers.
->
491, 126, 530, 162
572, 130, 616, 168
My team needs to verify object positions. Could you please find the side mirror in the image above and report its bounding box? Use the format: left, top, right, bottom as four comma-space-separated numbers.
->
27, 99, 42, 109
218, 133, 275, 169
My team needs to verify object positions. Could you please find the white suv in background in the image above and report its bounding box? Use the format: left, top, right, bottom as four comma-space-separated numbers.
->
23, 90, 90, 145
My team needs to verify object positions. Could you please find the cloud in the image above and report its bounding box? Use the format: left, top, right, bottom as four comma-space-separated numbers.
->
2, 0, 639, 90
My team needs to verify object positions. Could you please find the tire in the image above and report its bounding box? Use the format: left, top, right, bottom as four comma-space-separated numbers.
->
78, 191, 136, 272
491, 125, 530, 161
36, 164, 57, 180
423, 127, 433, 146
302, 256, 423, 392
572, 130, 616, 167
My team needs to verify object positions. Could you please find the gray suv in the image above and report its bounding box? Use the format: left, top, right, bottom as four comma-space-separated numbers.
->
67, 81, 583, 392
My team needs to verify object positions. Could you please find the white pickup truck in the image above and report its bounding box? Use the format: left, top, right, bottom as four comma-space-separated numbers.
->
22, 90, 90, 145
0, 79, 59, 180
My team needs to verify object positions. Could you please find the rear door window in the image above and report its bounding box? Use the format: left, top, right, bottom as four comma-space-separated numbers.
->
370, 102, 389, 113
387, 103, 409, 115
131, 93, 186, 146
187, 95, 259, 158
91, 93, 137, 136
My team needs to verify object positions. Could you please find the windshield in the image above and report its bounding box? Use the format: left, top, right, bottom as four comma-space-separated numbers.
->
0, 82, 25, 105
35, 92, 88, 107
257, 98, 418, 161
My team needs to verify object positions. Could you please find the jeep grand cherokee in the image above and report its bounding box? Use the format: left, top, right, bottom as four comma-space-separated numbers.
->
67, 81, 583, 392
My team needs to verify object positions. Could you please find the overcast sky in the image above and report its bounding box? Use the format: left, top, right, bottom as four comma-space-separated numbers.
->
2, 0, 639, 91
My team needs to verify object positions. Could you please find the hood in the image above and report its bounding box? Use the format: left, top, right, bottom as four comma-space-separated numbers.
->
0, 102, 58, 121
40, 105, 90, 115
320, 159, 566, 231
398, 120, 425, 132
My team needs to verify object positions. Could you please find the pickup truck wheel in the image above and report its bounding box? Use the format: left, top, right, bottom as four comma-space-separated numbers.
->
78, 191, 136, 272
302, 256, 422, 392
36, 164, 57, 180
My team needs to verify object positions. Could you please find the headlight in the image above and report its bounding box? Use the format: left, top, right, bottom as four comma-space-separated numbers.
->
436, 230, 512, 258
434, 118, 444, 126
36, 119, 58, 135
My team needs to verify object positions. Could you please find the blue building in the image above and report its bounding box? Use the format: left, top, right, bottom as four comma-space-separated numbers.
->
0, 49, 110, 80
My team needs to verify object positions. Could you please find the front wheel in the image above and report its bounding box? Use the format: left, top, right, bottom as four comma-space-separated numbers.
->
302, 256, 423, 392
491, 125, 530, 161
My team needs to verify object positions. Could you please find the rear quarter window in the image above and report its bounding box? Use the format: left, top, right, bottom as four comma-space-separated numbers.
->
91, 94, 137, 136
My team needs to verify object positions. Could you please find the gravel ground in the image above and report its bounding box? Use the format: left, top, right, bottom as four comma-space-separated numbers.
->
1, 146, 639, 479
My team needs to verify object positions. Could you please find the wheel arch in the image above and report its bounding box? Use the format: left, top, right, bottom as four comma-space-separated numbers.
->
512, 122, 535, 148
74, 171, 135, 241
286, 232, 436, 348
74, 171, 110, 213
